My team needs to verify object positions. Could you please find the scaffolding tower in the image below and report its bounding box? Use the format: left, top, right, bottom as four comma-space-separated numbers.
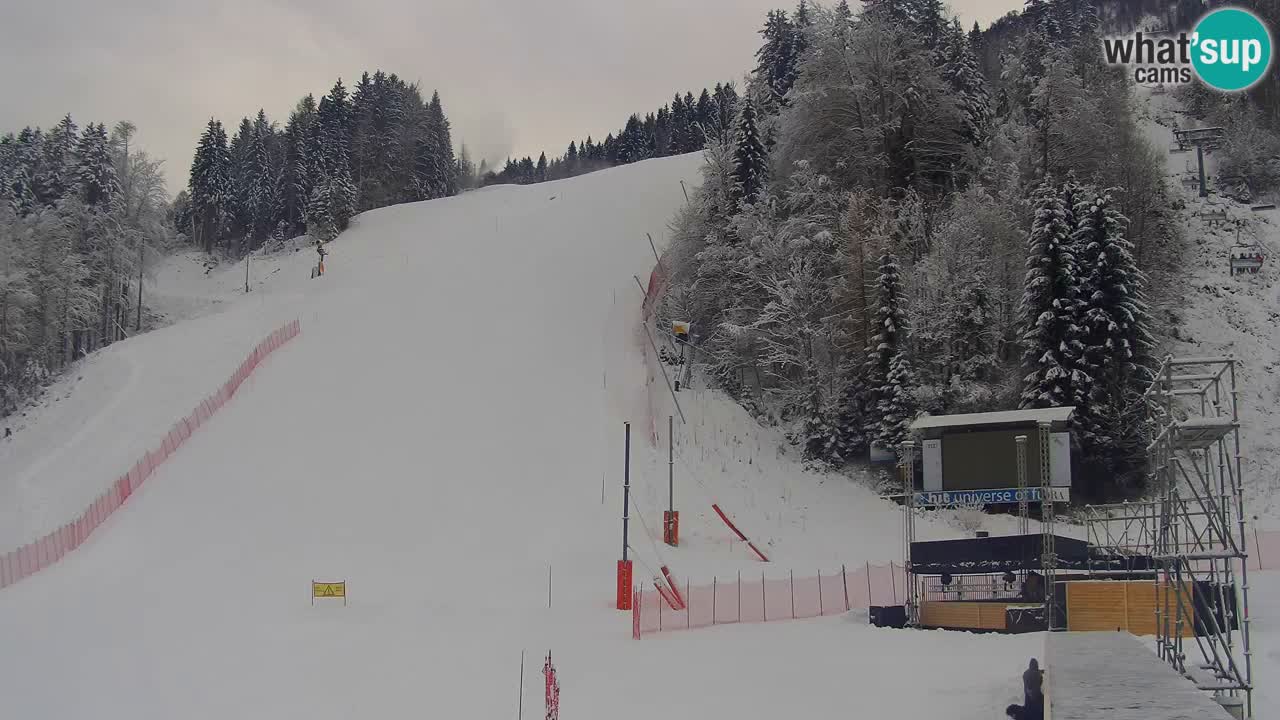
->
1085, 355, 1253, 717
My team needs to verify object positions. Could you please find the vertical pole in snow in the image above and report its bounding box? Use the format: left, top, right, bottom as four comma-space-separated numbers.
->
623, 423, 631, 563
818, 572, 824, 616
866, 562, 874, 607
617, 424, 634, 611
136, 242, 144, 332
791, 570, 796, 619
762, 571, 767, 622
843, 565, 850, 611
665, 414, 677, 546
668, 415, 674, 517
1197, 145, 1208, 198
518, 650, 525, 720
245, 255, 250, 293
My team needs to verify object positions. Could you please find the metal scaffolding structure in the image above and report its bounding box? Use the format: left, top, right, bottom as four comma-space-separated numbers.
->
1085, 355, 1253, 717
1038, 421, 1058, 630
1016, 435, 1030, 537
900, 441, 919, 627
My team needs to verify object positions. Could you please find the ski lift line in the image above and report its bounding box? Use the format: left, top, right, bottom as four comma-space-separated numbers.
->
630, 492, 675, 567
633, 275, 682, 358
642, 322, 687, 425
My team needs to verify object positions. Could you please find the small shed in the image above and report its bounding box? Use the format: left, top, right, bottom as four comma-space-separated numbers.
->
909, 407, 1075, 493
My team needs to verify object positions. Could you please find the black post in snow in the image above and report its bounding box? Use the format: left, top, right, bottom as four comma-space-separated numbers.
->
623, 423, 631, 562
1198, 145, 1208, 198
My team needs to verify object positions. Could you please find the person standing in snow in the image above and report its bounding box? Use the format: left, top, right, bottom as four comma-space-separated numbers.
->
1022, 658, 1044, 720
315, 240, 328, 276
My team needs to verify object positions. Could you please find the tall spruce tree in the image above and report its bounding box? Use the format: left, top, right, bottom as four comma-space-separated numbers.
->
1073, 189, 1152, 454
731, 99, 767, 206
189, 119, 231, 252
38, 115, 78, 206
8, 129, 42, 215
428, 90, 457, 196
938, 19, 992, 145
247, 109, 278, 245
1020, 178, 1088, 410
877, 350, 918, 451
756, 9, 799, 106
75, 123, 118, 209
863, 250, 909, 445
318, 84, 357, 231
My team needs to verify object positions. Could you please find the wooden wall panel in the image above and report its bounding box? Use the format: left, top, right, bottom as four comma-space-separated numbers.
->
1065, 580, 1194, 637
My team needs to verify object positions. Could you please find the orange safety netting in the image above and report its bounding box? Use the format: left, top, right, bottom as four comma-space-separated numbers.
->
633, 562, 905, 638
0, 320, 301, 591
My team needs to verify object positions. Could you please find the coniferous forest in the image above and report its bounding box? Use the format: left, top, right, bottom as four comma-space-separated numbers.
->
655, 0, 1185, 500
0, 119, 170, 414
180, 71, 460, 253
478, 82, 740, 186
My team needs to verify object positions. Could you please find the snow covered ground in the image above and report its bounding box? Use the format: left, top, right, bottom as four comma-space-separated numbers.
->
0, 155, 1047, 719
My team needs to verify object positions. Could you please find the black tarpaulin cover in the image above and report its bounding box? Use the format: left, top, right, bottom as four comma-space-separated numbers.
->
909, 534, 1092, 575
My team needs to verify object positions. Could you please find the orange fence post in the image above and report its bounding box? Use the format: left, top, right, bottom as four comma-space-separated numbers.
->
713, 577, 718, 625
762, 571, 767, 621
790, 570, 796, 618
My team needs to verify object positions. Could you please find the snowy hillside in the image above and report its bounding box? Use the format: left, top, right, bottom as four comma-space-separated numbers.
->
1138, 86, 1280, 524
0, 153, 1058, 719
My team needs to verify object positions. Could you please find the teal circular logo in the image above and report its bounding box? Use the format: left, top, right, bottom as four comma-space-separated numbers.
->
1192, 8, 1273, 92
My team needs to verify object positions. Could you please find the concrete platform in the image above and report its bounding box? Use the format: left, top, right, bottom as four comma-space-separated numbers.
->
1047, 632, 1236, 719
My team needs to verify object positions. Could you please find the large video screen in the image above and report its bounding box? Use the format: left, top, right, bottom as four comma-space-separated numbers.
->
942, 429, 1042, 490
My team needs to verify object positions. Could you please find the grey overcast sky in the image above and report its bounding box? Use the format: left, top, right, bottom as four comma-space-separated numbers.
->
0, 0, 1021, 194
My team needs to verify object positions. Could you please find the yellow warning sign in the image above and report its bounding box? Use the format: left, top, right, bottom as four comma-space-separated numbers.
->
672, 320, 690, 337
312, 580, 347, 605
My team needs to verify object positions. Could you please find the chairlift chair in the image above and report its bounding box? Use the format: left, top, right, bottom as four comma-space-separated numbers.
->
1230, 244, 1265, 275
1198, 207, 1229, 227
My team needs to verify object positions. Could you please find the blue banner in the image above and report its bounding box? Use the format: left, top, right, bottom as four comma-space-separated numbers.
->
913, 487, 1070, 506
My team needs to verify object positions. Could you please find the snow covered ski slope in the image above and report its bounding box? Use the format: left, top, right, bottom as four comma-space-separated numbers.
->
2, 154, 1049, 719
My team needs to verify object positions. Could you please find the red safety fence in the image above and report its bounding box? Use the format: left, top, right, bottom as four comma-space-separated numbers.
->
633, 562, 904, 638
632, 531, 1280, 638
0, 320, 301, 591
